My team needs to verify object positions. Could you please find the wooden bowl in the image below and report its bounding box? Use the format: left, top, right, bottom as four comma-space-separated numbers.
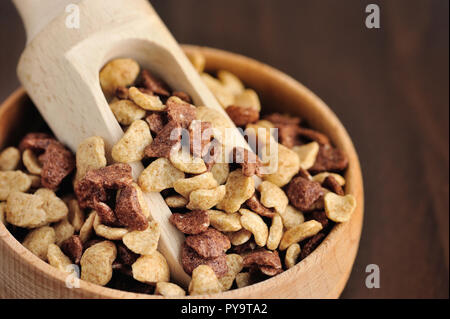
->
0, 46, 363, 299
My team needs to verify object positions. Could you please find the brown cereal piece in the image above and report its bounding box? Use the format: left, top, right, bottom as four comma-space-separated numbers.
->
22, 149, 42, 175
207, 210, 242, 232
116, 242, 139, 266
219, 254, 244, 291
47, 244, 72, 273
34, 188, 68, 223
285, 243, 301, 269
166, 96, 197, 128
242, 249, 282, 274
299, 233, 326, 260
225, 105, 259, 127
286, 176, 324, 211
128, 87, 165, 111
132, 251, 170, 284
312, 172, 345, 185
309, 144, 349, 173
6, 191, 47, 228
239, 209, 269, 247
22, 226, 56, 261
80, 241, 117, 286
189, 265, 223, 296
79, 212, 96, 243
231, 238, 257, 254
189, 120, 214, 158
279, 220, 323, 250
75, 136, 107, 182
138, 157, 185, 193
297, 127, 330, 146
186, 185, 226, 210
112, 120, 153, 163
115, 86, 129, 100
245, 194, 276, 218
139, 69, 170, 96
18, 133, 54, 152
0, 147, 21, 171
278, 124, 301, 148
216, 170, 255, 213
93, 214, 129, 240
109, 99, 146, 125
232, 147, 263, 177
264, 113, 301, 126
39, 142, 75, 190
323, 193, 356, 222
181, 243, 228, 277
172, 91, 192, 104
61, 235, 83, 264
115, 184, 148, 231
155, 282, 186, 297
145, 112, 166, 135
100, 58, 140, 98
258, 181, 288, 214
169, 210, 210, 235
0, 171, 32, 201
122, 221, 160, 255
173, 172, 218, 198
53, 218, 75, 246
67, 198, 84, 232
261, 143, 300, 187
307, 210, 330, 229
185, 227, 231, 259
322, 175, 345, 195
93, 201, 118, 226
144, 121, 183, 158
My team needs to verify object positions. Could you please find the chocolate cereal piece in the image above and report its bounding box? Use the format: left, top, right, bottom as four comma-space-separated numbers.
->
278, 124, 301, 148
322, 175, 345, 195
139, 69, 170, 96
115, 185, 148, 231
226, 105, 259, 127
61, 235, 83, 264
166, 97, 197, 128
18, 132, 54, 152
189, 121, 214, 158
307, 210, 330, 229
144, 121, 182, 158
185, 227, 231, 259
264, 113, 301, 126
243, 249, 282, 276
299, 233, 326, 260
115, 87, 129, 100
181, 243, 228, 278
169, 210, 210, 235
309, 144, 348, 173
93, 200, 118, 226
286, 176, 324, 211
172, 91, 192, 104
145, 112, 166, 135
117, 242, 139, 266
297, 127, 330, 146
40, 142, 76, 190
232, 147, 263, 177
245, 194, 276, 218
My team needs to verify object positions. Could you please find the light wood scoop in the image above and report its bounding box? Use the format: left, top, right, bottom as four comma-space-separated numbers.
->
13, 0, 257, 288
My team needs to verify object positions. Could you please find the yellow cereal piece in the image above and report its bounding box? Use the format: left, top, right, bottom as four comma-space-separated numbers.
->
0, 171, 32, 201
258, 181, 288, 214
217, 70, 245, 96
165, 195, 188, 208
100, 58, 140, 98
79, 211, 96, 243
219, 254, 244, 291
261, 143, 300, 187
267, 214, 283, 250
122, 221, 160, 255
53, 218, 75, 246
235, 272, 251, 288
22, 149, 42, 175
109, 99, 146, 125
93, 213, 128, 240
228, 229, 252, 246
169, 149, 207, 174
210, 162, 229, 185
155, 282, 186, 297
217, 170, 254, 213
173, 172, 218, 198
239, 208, 268, 247
112, 120, 153, 163
138, 158, 185, 193
128, 87, 166, 111
186, 185, 226, 210
285, 243, 301, 269
132, 251, 170, 284
312, 172, 346, 186
35, 188, 68, 223
324, 193, 356, 222
279, 220, 323, 250
6, 191, 47, 228
80, 241, 117, 286
67, 198, 84, 232
207, 210, 242, 232
23, 226, 56, 260
201, 73, 235, 108
75, 136, 107, 182
279, 205, 305, 230
47, 244, 72, 273
188, 265, 222, 296
233, 89, 261, 111
0, 147, 21, 171
292, 142, 320, 170
186, 50, 206, 73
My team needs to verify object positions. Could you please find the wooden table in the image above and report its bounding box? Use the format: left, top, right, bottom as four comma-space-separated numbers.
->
0, 0, 448, 298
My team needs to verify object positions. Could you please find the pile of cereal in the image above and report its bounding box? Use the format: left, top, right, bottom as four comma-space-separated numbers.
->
0, 51, 356, 296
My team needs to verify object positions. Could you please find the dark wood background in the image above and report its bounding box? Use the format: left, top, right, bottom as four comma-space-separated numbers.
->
0, 0, 448, 298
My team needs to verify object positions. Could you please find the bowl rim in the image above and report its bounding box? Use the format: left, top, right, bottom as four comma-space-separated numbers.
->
0, 45, 364, 299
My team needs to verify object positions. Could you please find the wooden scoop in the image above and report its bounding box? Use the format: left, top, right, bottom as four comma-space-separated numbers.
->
14, 0, 258, 287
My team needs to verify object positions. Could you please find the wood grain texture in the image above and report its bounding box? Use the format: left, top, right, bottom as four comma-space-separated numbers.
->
0, 0, 448, 298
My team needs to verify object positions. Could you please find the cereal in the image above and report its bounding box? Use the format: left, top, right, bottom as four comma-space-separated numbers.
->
308, 210, 329, 229
115, 185, 149, 231
322, 175, 344, 195
245, 120, 275, 145
79, 211, 96, 243
312, 172, 346, 186
181, 243, 228, 277
279, 205, 305, 229
187, 50, 206, 73
239, 209, 268, 247
35, 188, 68, 223
145, 112, 166, 134
279, 220, 323, 250
235, 272, 251, 288
138, 158, 185, 193
201, 73, 234, 108
165, 195, 188, 208
155, 282, 186, 297
173, 172, 218, 198
93, 213, 129, 240
233, 89, 261, 111
100, 58, 140, 98
186, 185, 226, 210
22, 226, 56, 260
261, 143, 300, 187
22, 149, 42, 175
67, 198, 84, 232
219, 254, 244, 291
297, 127, 330, 146
189, 265, 223, 296
39, 142, 75, 190
132, 251, 170, 284
75, 136, 107, 182
0, 202, 6, 225
53, 218, 75, 246
169, 149, 207, 174
292, 141, 320, 170
128, 87, 166, 111
207, 210, 242, 232
210, 162, 229, 185
245, 194, 275, 218
123, 220, 160, 255
80, 241, 117, 286
169, 210, 210, 235
285, 243, 301, 269
6, 191, 46, 228
28, 174, 41, 188
258, 181, 288, 214
185, 227, 231, 258
144, 122, 182, 158
189, 120, 214, 158
243, 249, 282, 276
112, 120, 153, 163
300, 233, 326, 260
232, 147, 262, 177
139, 69, 170, 96
309, 144, 348, 173
109, 99, 146, 125
18, 132, 54, 151
195, 106, 234, 130
0, 171, 32, 200
133, 183, 150, 218
47, 244, 72, 273
61, 235, 83, 264
228, 229, 252, 246
0, 147, 20, 171
324, 193, 356, 222
286, 176, 324, 211
216, 170, 254, 213
116, 242, 139, 266
217, 70, 245, 96
266, 214, 283, 250
172, 91, 192, 104
226, 105, 259, 127
166, 96, 197, 128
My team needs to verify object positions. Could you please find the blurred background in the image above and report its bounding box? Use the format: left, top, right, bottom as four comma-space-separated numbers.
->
0, 0, 448, 298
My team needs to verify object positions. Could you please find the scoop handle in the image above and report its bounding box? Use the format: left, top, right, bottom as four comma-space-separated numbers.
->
13, 0, 80, 44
